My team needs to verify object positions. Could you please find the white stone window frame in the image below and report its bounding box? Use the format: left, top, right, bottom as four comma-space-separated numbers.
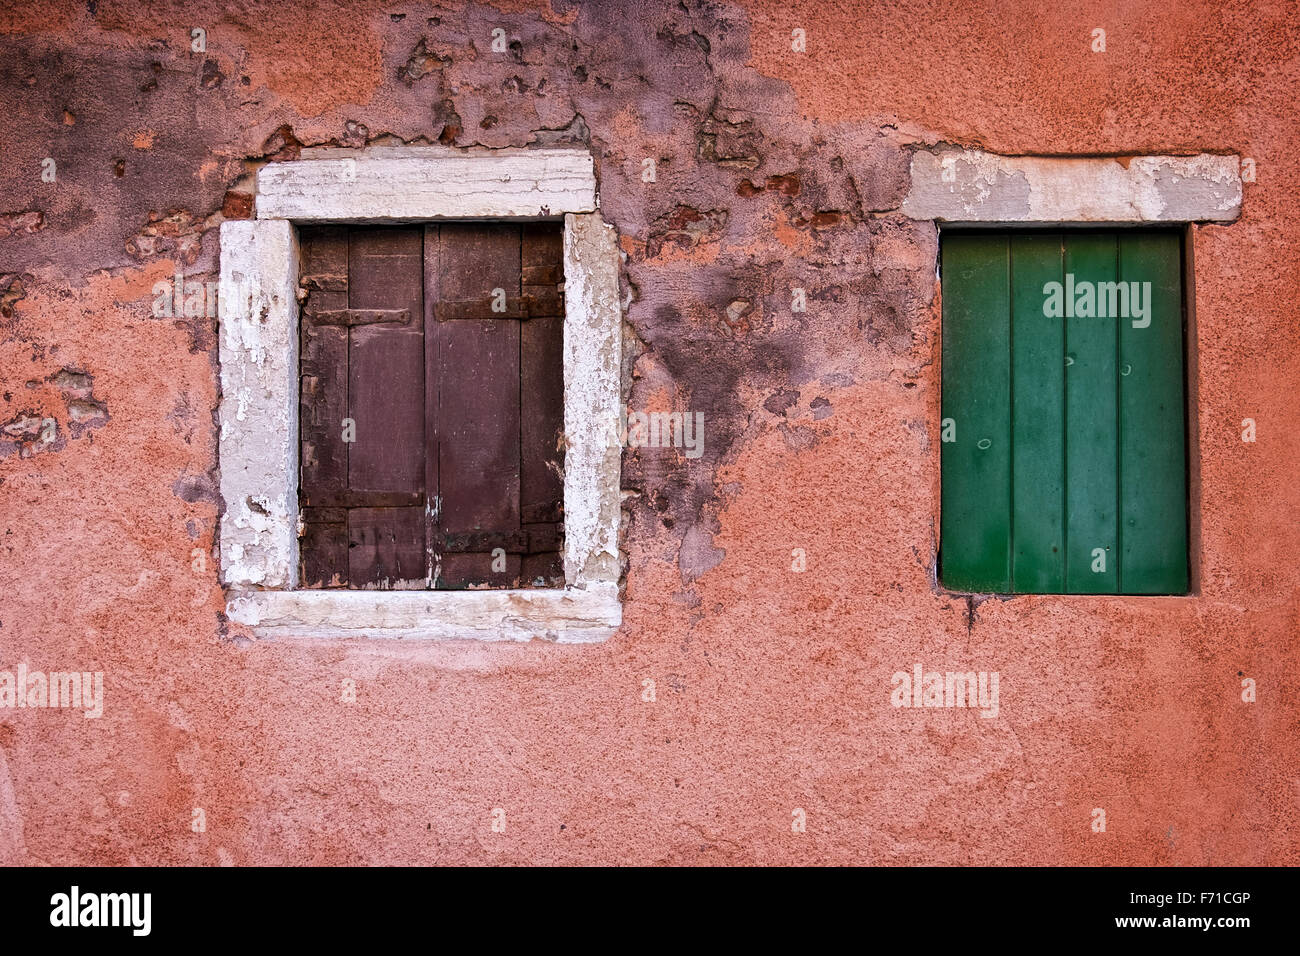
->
218, 147, 623, 642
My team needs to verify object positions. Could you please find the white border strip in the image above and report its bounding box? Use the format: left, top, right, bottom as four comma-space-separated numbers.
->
257, 147, 596, 222
226, 582, 621, 643
902, 150, 1241, 223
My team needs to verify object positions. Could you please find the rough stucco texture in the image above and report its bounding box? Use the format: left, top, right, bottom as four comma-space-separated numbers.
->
0, 0, 1297, 865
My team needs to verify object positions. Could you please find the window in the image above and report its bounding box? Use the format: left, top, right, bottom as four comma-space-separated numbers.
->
297, 223, 565, 591
217, 147, 622, 641
939, 230, 1188, 595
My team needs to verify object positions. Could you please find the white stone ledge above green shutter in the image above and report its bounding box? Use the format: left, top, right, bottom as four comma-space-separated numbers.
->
902, 150, 1242, 224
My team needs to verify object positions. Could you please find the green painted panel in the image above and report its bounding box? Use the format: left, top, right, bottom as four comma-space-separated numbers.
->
940, 230, 1188, 596
1011, 234, 1066, 592
1119, 232, 1188, 593
941, 235, 1011, 592
1064, 234, 1120, 592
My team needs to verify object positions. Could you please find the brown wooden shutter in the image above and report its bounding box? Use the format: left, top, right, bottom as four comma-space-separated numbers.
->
298, 226, 350, 587
518, 224, 565, 586
298, 223, 564, 590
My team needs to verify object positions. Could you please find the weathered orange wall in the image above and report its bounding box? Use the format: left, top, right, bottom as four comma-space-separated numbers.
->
0, 0, 1296, 864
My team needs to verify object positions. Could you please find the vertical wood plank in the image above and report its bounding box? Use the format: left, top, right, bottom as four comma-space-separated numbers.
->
346, 227, 425, 588
1010, 234, 1066, 592
299, 508, 348, 588
298, 227, 350, 587
1064, 233, 1120, 593
436, 316, 522, 587
520, 222, 565, 586
347, 227, 425, 495
941, 234, 1012, 593
424, 224, 441, 590
437, 222, 522, 312
522, 220, 565, 583
432, 223, 525, 588
299, 226, 350, 499
520, 312, 564, 583
1119, 232, 1187, 593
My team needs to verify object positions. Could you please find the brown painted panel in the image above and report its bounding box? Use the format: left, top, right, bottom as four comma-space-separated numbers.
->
423, 225, 441, 592
299, 226, 349, 311
521, 551, 563, 587
437, 552, 521, 589
300, 519, 348, 588
299, 227, 350, 501
298, 226, 350, 590
347, 507, 427, 588
522, 264, 562, 285
433, 294, 561, 319
348, 227, 424, 308
300, 322, 348, 498
437, 297, 527, 319
347, 227, 425, 496
521, 313, 564, 526
522, 223, 564, 321
349, 325, 425, 494
433, 223, 530, 589
521, 222, 562, 269
440, 529, 529, 553
522, 291, 564, 317
300, 506, 347, 524
305, 490, 423, 509
312, 308, 413, 326
436, 316, 521, 587
519, 223, 565, 587
436, 222, 521, 311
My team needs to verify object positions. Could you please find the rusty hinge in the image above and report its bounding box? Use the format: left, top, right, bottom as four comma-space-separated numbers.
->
435, 292, 564, 321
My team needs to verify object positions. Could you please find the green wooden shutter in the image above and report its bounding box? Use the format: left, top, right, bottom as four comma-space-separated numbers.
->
940, 231, 1188, 595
